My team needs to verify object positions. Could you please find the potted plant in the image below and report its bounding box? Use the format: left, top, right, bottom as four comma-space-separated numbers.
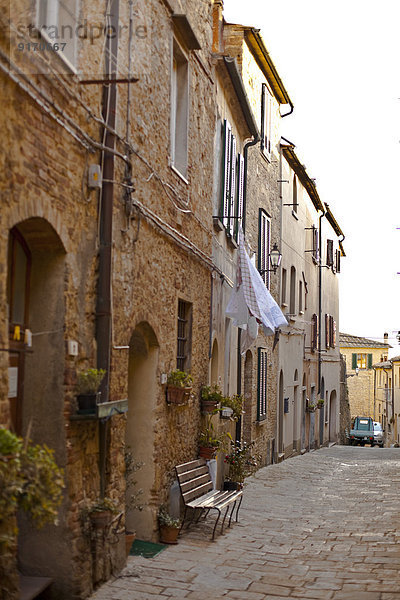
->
198, 416, 230, 460
88, 497, 118, 530
76, 368, 106, 413
220, 394, 244, 421
200, 384, 225, 413
224, 440, 256, 489
158, 505, 181, 544
317, 398, 325, 409
306, 398, 316, 413
166, 369, 193, 405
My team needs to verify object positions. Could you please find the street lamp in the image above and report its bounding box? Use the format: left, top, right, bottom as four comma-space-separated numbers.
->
269, 243, 282, 274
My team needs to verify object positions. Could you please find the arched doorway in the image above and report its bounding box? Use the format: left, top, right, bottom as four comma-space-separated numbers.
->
210, 338, 218, 384
319, 377, 325, 446
293, 369, 298, 453
301, 373, 306, 450
126, 322, 159, 540
329, 390, 337, 442
7, 218, 68, 581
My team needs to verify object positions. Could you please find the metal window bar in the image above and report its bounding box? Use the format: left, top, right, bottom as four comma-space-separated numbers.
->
177, 300, 188, 371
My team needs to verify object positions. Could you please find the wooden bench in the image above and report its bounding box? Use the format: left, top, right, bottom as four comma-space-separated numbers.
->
175, 458, 243, 540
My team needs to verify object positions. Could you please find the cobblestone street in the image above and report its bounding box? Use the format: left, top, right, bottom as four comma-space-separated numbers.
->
91, 446, 400, 599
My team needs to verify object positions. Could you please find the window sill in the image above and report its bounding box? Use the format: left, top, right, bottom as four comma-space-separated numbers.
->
227, 233, 238, 249
170, 164, 189, 185
35, 28, 78, 74
213, 217, 224, 232
256, 418, 267, 426
299, 310, 304, 316
281, 302, 288, 309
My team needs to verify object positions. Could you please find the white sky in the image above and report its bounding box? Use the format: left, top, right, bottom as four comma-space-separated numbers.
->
224, 0, 400, 356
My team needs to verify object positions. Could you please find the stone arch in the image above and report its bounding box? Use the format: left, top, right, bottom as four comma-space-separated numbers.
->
126, 321, 159, 541
9, 217, 68, 582
278, 370, 284, 455
301, 372, 307, 450
293, 369, 299, 452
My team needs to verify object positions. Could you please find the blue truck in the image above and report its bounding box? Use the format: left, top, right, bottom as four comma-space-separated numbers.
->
349, 416, 375, 446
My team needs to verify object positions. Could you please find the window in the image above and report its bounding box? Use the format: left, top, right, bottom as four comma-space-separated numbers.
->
289, 266, 296, 315
261, 83, 272, 159
220, 120, 244, 240
257, 348, 268, 421
176, 300, 192, 371
326, 239, 334, 267
325, 314, 330, 348
36, 0, 78, 66
351, 353, 373, 370
281, 268, 287, 305
258, 209, 271, 288
171, 38, 189, 179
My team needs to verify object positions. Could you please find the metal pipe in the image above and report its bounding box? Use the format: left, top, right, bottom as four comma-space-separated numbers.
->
97, 0, 120, 498
242, 134, 260, 233
318, 209, 326, 397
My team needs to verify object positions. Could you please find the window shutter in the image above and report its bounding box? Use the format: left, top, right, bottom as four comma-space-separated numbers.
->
221, 120, 232, 228
228, 136, 237, 237
258, 209, 270, 288
368, 353, 373, 369
235, 153, 245, 240
260, 83, 272, 157
312, 226, 319, 261
261, 84, 266, 154
352, 353, 357, 369
330, 317, 336, 348
326, 239, 334, 267
325, 313, 330, 348
311, 314, 318, 352
335, 249, 341, 273
257, 347, 268, 421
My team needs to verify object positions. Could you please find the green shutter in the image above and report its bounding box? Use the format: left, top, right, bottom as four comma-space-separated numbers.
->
257, 348, 267, 421
368, 354, 373, 369
352, 353, 357, 369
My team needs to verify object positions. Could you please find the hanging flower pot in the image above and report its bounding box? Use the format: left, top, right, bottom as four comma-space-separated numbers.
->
199, 445, 218, 460
166, 386, 191, 405
89, 510, 112, 530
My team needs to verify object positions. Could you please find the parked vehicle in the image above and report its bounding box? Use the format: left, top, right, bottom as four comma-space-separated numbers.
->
373, 421, 384, 447
349, 416, 374, 446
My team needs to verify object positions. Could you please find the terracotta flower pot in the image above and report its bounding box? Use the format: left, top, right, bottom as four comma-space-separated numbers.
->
159, 525, 179, 544
199, 445, 217, 460
201, 399, 219, 413
89, 510, 112, 529
125, 531, 136, 555
166, 386, 191, 405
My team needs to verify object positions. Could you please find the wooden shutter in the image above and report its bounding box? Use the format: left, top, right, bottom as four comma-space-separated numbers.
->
330, 317, 336, 348
235, 153, 245, 240
352, 353, 357, 369
312, 226, 319, 261
325, 314, 330, 348
261, 83, 272, 157
258, 209, 270, 288
221, 120, 232, 228
311, 314, 318, 352
326, 239, 334, 267
257, 348, 268, 421
228, 136, 237, 237
335, 249, 341, 273
368, 354, 373, 369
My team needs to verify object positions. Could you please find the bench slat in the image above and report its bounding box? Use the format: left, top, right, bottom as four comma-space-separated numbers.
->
176, 459, 206, 474
181, 481, 214, 502
179, 473, 212, 493
177, 465, 209, 483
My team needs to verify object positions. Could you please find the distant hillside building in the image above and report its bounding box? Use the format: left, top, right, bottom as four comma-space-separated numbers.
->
339, 333, 391, 419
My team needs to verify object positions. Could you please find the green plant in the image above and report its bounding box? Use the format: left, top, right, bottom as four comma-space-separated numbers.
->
76, 368, 106, 395
221, 394, 244, 421
158, 505, 180, 528
200, 384, 225, 404
0, 428, 64, 550
167, 369, 193, 388
199, 415, 231, 449
224, 440, 257, 484
317, 399, 325, 408
89, 497, 119, 514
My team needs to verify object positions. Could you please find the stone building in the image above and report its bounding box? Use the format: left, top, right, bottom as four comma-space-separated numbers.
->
339, 332, 391, 421
1, 0, 217, 597
279, 141, 343, 455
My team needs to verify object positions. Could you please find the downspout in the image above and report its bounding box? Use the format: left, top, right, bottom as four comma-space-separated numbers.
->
281, 102, 294, 118
97, 0, 120, 498
236, 134, 259, 442
318, 208, 326, 398
373, 367, 376, 422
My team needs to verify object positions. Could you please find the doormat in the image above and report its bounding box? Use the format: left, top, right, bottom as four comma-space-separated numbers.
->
129, 539, 167, 558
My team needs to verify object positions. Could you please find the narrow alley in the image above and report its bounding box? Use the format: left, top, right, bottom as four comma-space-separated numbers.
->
91, 446, 400, 600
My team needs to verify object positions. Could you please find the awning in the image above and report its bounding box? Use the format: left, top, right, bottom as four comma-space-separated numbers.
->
226, 229, 288, 354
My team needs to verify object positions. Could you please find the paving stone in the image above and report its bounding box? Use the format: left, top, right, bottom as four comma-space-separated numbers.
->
90, 447, 400, 600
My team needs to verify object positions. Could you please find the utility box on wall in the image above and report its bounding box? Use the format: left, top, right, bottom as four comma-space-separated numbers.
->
284, 397, 289, 414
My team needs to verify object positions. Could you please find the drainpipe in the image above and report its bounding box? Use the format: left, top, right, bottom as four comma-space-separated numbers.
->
242, 134, 260, 234
318, 208, 326, 397
97, 0, 120, 498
